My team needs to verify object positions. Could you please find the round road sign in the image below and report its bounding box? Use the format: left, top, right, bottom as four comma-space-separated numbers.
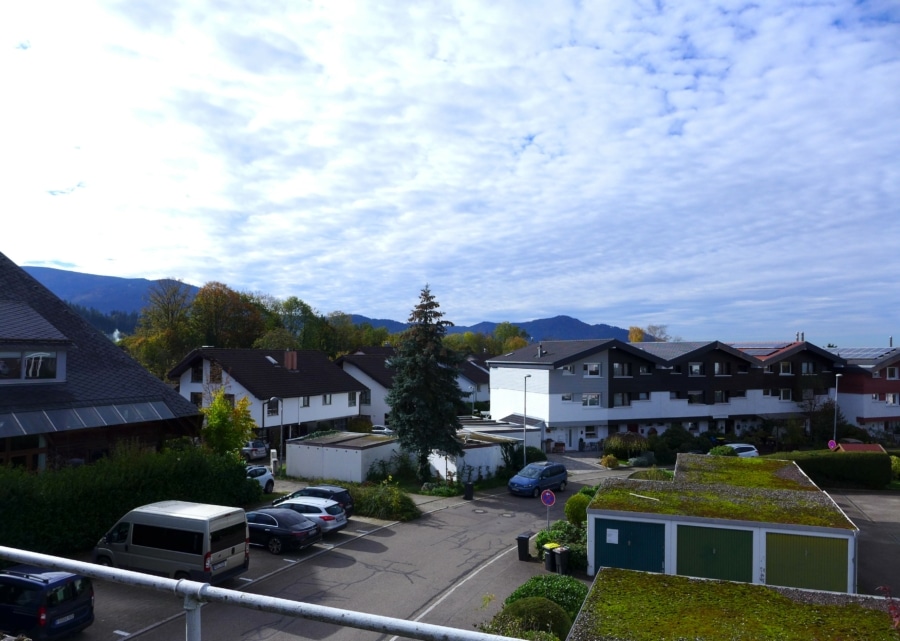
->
541, 489, 556, 507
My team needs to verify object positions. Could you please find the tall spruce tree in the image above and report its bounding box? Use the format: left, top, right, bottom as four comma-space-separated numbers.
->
386, 286, 465, 482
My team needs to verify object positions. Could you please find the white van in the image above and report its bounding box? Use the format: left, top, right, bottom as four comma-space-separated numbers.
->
92, 501, 249, 584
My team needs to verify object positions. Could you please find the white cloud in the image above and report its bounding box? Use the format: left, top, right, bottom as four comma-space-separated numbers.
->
2, 0, 899, 345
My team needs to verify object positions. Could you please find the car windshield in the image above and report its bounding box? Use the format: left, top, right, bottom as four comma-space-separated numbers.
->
517, 465, 543, 479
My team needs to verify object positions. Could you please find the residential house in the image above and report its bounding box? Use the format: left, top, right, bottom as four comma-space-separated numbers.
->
0, 251, 201, 470
487, 339, 846, 450
458, 356, 490, 413
826, 346, 900, 438
168, 348, 369, 457
335, 347, 395, 426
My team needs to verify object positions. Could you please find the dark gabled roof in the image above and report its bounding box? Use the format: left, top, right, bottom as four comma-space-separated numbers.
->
634, 341, 761, 365
730, 341, 846, 367
335, 352, 396, 389
0, 252, 200, 436
486, 339, 665, 368
825, 346, 900, 371
169, 348, 368, 399
459, 359, 489, 386
350, 345, 396, 357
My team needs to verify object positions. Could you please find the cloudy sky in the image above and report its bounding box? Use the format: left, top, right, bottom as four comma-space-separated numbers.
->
3, 1, 899, 347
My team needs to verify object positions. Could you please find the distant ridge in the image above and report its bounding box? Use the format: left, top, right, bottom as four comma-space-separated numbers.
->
25, 266, 630, 341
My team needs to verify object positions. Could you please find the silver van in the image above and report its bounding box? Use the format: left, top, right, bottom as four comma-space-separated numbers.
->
92, 501, 249, 584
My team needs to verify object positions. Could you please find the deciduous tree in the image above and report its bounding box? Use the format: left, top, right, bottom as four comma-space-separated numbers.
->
386, 286, 465, 482
201, 388, 256, 457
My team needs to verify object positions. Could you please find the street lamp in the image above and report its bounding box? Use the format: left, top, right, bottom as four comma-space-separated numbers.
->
269, 397, 284, 463
833, 374, 842, 444
469, 386, 476, 416
523, 375, 531, 467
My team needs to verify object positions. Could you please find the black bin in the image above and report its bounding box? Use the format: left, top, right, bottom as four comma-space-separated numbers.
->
516, 532, 533, 561
554, 546, 570, 575
463, 482, 474, 500
543, 544, 558, 572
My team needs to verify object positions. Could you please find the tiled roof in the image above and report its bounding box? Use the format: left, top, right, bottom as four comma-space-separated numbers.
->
459, 359, 489, 385
0, 251, 200, 428
835, 443, 886, 453
335, 353, 396, 389
487, 339, 664, 367
169, 348, 369, 398
634, 341, 761, 364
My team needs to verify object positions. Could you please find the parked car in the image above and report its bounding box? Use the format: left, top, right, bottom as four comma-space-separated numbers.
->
371, 425, 394, 435
725, 443, 759, 458
273, 485, 355, 517
247, 465, 275, 493
246, 508, 322, 554
276, 497, 348, 535
508, 461, 568, 497
0, 565, 94, 640
241, 439, 270, 461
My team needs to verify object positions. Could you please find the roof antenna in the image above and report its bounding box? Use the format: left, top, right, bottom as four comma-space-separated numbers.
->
801, 332, 804, 341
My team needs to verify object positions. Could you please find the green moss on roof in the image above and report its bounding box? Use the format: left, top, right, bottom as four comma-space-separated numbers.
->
588, 454, 855, 529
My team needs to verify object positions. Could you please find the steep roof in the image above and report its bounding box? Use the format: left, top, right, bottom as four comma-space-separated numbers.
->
169, 348, 368, 399
0, 251, 200, 436
486, 339, 665, 368
635, 340, 760, 364
334, 352, 396, 389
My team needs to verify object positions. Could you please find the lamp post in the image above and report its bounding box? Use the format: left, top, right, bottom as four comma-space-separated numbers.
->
833, 374, 842, 444
469, 386, 476, 416
269, 397, 283, 463
523, 374, 531, 467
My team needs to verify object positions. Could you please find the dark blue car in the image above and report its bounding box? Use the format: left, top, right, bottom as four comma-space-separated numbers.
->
0, 565, 94, 640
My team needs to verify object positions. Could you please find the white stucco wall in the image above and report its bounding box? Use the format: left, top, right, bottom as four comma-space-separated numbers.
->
285, 438, 401, 483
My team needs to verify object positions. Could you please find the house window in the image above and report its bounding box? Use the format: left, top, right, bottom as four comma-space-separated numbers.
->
780, 389, 792, 401
612, 392, 631, 407
888, 367, 899, 380
714, 362, 731, 376
737, 363, 750, 374
360, 390, 371, 405
582, 393, 600, 407
669, 391, 681, 400
267, 399, 279, 416
348, 391, 357, 407
583, 363, 602, 377
714, 390, 729, 403
801, 362, 816, 375
191, 364, 203, 383
562, 393, 574, 402
190, 392, 203, 407
323, 394, 332, 406
780, 362, 793, 375
302, 396, 310, 408
687, 391, 704, 404
1, 350, 62, 382
671, 364, 683, 374
635, 391, 650, 401
689, 362, 704, 376
732, 390, 747, 398
560, 365, 574, 375
887, 393, 899, 406
209, 362, 222, 384
639, 364, 652, 375
612, 362, 632, 377
585, 426, 598, 438
224, 394, 235, 407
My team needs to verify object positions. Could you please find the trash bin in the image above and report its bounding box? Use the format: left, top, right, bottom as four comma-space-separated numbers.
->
543, 543, 559, 572
463, 482, 474, 500
554, 546, 570, 575
516, 532, 533, 561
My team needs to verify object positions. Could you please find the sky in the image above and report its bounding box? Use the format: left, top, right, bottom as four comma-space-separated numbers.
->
3, 1, 899, 347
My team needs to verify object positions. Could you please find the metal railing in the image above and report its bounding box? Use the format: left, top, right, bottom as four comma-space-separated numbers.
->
0, 546, 520, 641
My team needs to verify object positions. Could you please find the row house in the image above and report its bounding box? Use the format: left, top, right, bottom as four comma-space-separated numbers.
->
0, 252, 200, 471
487, 339, 847, 451
169, 348, 368, 457
826, 346, 900, 434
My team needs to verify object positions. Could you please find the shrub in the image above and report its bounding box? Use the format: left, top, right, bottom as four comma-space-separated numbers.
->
498, 597, 572, 640
630, 466, 674, 481
354, 478, 421, 521
776, 450, 893, 489
564, 493, 590, 527
603, 432, 648, 459
479, 615, 559, 641
708, 445, 738, 457
505, 574, 589, 620
892, 455, 900, 480
535, 520, 588, 572
600, 454, 619, 468
578, 485, 599, 499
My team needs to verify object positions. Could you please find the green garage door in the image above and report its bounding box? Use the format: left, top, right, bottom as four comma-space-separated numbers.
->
677, 524, 753, 583
595, 518, 665, 573
766, 533, 848, 592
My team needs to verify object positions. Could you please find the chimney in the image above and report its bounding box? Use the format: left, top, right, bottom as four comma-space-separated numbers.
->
284, 350, 298, 371
801, 332, 804, 341
891, 336, 894, 348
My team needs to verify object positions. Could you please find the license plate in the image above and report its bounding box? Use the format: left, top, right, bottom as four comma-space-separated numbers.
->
213, 560, 227, 570
55, 613, 75, 625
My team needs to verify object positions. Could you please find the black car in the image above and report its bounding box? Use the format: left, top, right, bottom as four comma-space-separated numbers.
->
246, 508, 322, 554
0, 565, 94, 640
273, 484, 355, 517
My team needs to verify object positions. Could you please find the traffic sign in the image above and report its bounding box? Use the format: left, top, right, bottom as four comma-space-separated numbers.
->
541, 489, 556, 507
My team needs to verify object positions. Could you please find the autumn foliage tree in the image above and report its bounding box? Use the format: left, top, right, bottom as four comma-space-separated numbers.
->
200, 388, 256, 457
386, 286, 465, 482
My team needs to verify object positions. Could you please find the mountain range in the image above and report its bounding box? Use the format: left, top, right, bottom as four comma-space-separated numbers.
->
23, 266, 629, 341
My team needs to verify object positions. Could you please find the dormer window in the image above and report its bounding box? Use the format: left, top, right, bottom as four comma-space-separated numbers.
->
583, 363, 602, 377
0, 350, 64, 383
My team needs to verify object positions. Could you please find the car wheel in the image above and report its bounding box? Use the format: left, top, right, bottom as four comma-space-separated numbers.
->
264, 480, 274, 494
174, 571, 190, 580
559, 480, 567, 492
96, 556, 113, 567
267, 537, 284, 554
533, 487, 541, 498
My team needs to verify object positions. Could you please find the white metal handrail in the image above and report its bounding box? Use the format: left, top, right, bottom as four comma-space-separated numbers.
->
0, 546, 521, 641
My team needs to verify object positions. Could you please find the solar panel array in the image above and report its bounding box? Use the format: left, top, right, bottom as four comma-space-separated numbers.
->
828, 347, 897, 360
